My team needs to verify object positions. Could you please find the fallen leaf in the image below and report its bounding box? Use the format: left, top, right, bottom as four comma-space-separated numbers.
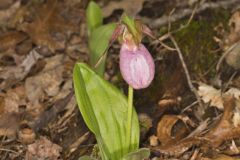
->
224, 11, 240, 49
187, 119, 209, 138
21, 0, 79, 51
156, 115, 189, 145
198, 83, 224, 109
152, 137, 202, 157
226, 88, 240, 98
225, 41, 240, 69
18, 127, 36, 144
25, 54, 64, 104
0, 0, 15, 9
0, 31, 27, 52
223, 140, 240, 155
0, 49, 42, 90
149, 135, 159, 147
0, 51, 22, 66
15, 38, 33, 55
232, 108, 240, 127
0, 0, 20, 24
25, 136, 62, 160
0, 112, 21, 139
3, 85, 26, 113
217, 11, 240, 71
213, 154, 236, 160
204, 96, 240, 147
198, 83, 240, 110
30, 92, 73, 132
152, 98, 240, 157
53, 79, 73, 100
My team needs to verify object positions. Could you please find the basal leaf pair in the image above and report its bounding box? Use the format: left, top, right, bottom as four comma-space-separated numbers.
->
74, 63, 144, 160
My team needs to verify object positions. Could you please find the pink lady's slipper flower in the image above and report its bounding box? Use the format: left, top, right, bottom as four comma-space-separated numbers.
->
119, 41, 155, 89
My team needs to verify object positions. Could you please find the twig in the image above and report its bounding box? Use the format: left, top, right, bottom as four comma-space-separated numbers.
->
223, 71, 238, 92
0, 148, 20, 155
168, 8, 176, 33
157, 40, 176, 51
68, 132, 90, 153
30, 91, 74, 132
181, 101, 198, 113
155, 4, 197, 50
190, 148, 200, 160
170, 35, 204, 109
146, 0, 240, 29
216, 42, 239, 72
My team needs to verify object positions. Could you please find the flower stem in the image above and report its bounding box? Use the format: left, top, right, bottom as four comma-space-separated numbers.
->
126, 86, 133, 150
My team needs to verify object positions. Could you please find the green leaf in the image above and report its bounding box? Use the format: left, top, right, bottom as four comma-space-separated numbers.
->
122, 148, 150, 160
79, 156, 96, 160
73, 63, 139, 160
86, 1, 103, 32
122, 14, 137, 36
89, 23, 116, 76
121, 14, 141, 44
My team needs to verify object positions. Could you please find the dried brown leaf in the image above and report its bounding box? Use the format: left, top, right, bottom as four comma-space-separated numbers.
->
0, 112, 21, 139
152, 137, 202, 157
21, 0, 79, 51
156, 98, 180, 118
0, 0, 14, 9
213, 154, 236, 160
157, 115, 189, 145
204, 96, 240, 147
18, 127, 36, 144
0, 31, 27, 52
232, 101, 240, 127
0, 52, 21, 66
224, 11, 240, 49
0, 0, 20, 23
198, 83, 224, 109
3, 85, 26, 113
198, 83, 240, 110
0, 49, 42, 90
187, 119, 209, 138
25, 54, 64, 104
31, 92, 73, 132
25, 136, 62, 160
149, 135, 159, 147
223, 140, 240, 155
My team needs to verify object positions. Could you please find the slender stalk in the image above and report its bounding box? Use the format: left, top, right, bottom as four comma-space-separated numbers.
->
126, 86, 134, 150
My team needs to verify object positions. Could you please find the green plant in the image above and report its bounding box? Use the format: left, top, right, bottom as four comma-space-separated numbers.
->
86, 1, 116, 76
74, 63, 143, 160
75, 2, 152, 159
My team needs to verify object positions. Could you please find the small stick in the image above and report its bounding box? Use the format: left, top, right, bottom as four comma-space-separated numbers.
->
216, 42, 239, 72
68, 132, 90, 153
190, 148, 200, 160
158, 4, 197, 43
154, 4, 197, 52
223, 71, 238, 92
181, 101, 198, 113
0, 148, 20, 155
170, 35, 204, 109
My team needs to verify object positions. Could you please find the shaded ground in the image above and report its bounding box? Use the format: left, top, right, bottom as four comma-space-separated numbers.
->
0, 0, 240, 159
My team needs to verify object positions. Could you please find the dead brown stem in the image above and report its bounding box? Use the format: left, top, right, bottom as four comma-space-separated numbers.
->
169, 35, 204, 110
